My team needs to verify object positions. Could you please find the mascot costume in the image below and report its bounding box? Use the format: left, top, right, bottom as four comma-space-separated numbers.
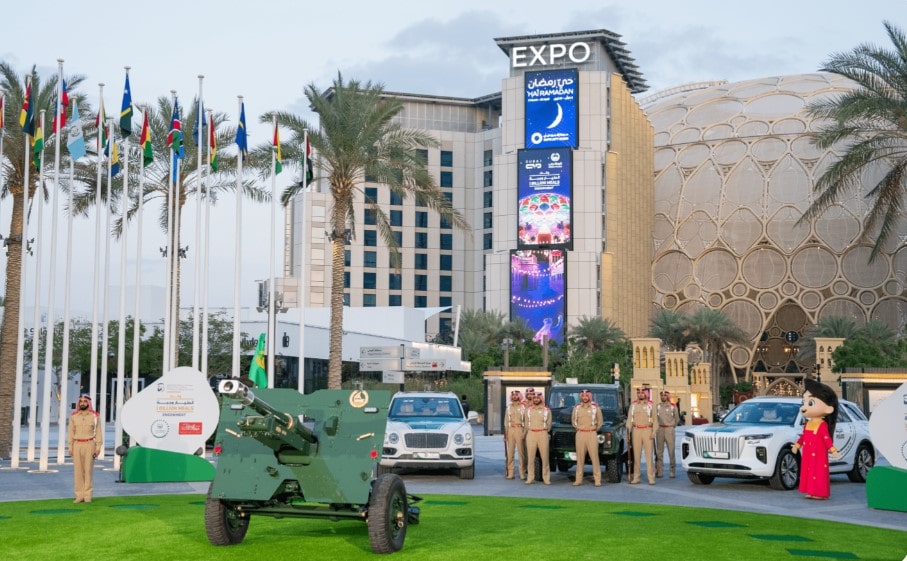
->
791, 378, 839, 499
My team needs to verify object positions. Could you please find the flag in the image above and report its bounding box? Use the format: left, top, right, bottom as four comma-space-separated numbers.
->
109, 136, 121, 177
51, 78, 69, 135
19, 77, 35, 135
235, 102, 248, 161
192, 100, 205, 146
303, 131, 314, 185
208, 113, 218, 172
32, 116, 44, 168
96, 97, 107, 153
166, 98, 183, 158
273, 123, 282, 174
66, 101, 86, 161
248, 333, 267, 388
120, 73, 133, 136
140, 111, 153, 167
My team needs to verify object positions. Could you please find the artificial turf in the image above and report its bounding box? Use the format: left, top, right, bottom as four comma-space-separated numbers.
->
1, 494, 904, 560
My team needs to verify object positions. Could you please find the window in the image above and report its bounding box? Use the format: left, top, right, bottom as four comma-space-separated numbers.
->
390, 191, 403, 206
414, 253, 428, 270
440, 217, 452, 230
392, 230, 402, 246
363, 272, 376, 289
439, 296, 452, 307
388, 273, 402, 290
483, 191, 493, 208
483, 212, 493, 229
440, 254, 452, 270
415, 211, 429, 228
442, 192, 453, 203
344, 250, 351, 267
440, 171, 453, 188
364, 230, 377, 247
439, 233, 453, 250
343, 271, 350, 288
414, 295, 427, 308
415, 275, 428, 291
389, 294, 402, 306
363, 294, 376, 307
415, 232, 428, 248
439, 275, 452, 292
439, 317, 452, 336
440, 150, 453, 167
343, 293, 350, 306
483, 149, 493, 167
389, 252, 402, 269
416, 149, 428, 164
390, 210, 403, 226
364, 187, 378, 203
484, 233, 493, 250
364, 208, 376, 225
364, 251, 377, 268
483, 170, 493, 187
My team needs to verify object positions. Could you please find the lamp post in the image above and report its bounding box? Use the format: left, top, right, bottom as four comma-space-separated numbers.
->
501, 338, 513, 370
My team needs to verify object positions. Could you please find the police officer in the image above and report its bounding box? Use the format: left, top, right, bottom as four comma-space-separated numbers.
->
525, 392, 551, 485
626, 388, 657, 485
572, 389, 603, 486
67, 395, 103, 503
655, 390, 681, 478
504, 390, 527, 480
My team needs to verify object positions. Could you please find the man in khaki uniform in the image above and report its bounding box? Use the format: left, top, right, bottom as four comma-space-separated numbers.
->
626, 388, 657, 485
655, 390, 682, 478
572, 389, 603, 486
504, 390, 527, 480
525, 392, 551, 485
67, 395, 103, 503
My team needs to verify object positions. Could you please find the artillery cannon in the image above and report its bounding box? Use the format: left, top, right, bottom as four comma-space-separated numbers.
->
206, 379, 418, 553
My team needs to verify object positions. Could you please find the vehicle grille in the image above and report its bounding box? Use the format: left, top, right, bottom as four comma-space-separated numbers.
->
404, 433, 448, 449
551, 431, 574, 449
691, 434, 742, 460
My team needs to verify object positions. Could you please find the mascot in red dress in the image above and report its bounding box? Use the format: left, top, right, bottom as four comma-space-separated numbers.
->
791, 378, 839, 499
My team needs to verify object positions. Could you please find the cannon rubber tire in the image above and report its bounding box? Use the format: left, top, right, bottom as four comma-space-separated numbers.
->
204, 483, 249, 545
847, 443, 874, 483
769, 448, 800, 490
687, 472, 714, 485
605, 457, 621, 483
368, 474, 408, 553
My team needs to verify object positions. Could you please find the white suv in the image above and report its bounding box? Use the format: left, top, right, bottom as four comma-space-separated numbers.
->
681, 396, 874, 490
378, 392, 479, 479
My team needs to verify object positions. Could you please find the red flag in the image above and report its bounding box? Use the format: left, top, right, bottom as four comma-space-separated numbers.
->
52, 78, 70, 134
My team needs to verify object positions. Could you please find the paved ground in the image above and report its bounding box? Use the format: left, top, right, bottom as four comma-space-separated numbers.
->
2, 426, 905, 532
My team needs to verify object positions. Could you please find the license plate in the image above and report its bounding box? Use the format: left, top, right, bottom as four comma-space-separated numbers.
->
703, 451, 729, 460
565, 452, 576, 461
413, 452, 440, 459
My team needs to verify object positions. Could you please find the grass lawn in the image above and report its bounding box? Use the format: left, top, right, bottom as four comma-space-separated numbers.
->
1, 494, 904, 560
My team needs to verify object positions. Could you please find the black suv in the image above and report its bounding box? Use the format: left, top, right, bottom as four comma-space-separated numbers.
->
542, 383, 627, 483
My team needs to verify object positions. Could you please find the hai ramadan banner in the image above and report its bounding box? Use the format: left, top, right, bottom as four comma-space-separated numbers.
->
524, 68, 578, 149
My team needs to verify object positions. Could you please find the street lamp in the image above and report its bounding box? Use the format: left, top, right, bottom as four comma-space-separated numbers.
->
501, 338, 513, 369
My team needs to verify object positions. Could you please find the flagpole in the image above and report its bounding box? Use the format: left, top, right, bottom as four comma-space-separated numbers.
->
131, 105, 148, 434
113, 66, 131, 472
192, 76, 204, 370
38, 59, 66, 472
201, 109, 213, 376
26, 110, 47, 463
58, 152, 76, 464
162, 93, 176, 375
297, 130, 308, 393
97, 118, 115, 460
267, 116, 278, 388
9, 76, 34, 468
231, 97, 244, 378
88, 83, 105, 435
169, 100, 183, 372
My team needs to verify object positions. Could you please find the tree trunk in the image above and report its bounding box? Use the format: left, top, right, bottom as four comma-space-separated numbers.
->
0, 184, 27, 458
327, 208, 346, 389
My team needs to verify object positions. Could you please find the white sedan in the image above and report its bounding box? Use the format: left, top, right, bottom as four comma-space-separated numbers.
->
378, 391, 478, 479
681, 396, 875, 490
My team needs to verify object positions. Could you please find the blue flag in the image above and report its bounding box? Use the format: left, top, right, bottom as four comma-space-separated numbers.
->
120, 73, 133, 136
235, 102, 248, 161
66, 101, 86, 161
192, 100, 206, 146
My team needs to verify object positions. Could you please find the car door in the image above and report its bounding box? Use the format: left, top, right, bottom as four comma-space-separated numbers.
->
831, 407, 856, 470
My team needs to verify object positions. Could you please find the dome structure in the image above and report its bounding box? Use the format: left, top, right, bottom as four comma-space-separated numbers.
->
644, 73, 907, 378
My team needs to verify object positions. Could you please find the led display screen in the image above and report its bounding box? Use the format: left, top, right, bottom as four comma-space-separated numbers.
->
517, 148, 572, 249
524, 68, 578, 148
510, 249, 566, 346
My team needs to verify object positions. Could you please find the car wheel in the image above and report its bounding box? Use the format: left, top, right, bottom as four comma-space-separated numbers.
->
367, 474, 408, 553
534, 456, 544, 482
769, 448, 799, 490
556, 460, 571, 473
687, 472, 714, 485
605, 457, 621, 483
458, 464, 475, 480
847, 443, 874, 483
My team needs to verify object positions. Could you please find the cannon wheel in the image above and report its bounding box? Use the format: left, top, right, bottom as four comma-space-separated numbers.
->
368, 474, 408, 553
204, 483, 249, 545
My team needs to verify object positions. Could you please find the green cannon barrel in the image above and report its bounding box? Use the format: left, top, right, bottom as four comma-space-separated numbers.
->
217, 379, 318, 454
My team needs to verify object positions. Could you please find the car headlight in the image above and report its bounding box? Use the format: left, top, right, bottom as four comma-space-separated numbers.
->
387, 432, 399, 444
453, 428, 473, 446
743, 434, 772, 441
454, 433, 464, 445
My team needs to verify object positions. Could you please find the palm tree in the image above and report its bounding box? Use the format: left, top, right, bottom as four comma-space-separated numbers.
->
648, 308, 691, 352
682, 308, 749, 387
797, 315, 860, 364
568, 315, 626, 352
263, 74, 469, 389
69, 96, 268, 367
800, 21, 907, 260
0, 63, 86, 458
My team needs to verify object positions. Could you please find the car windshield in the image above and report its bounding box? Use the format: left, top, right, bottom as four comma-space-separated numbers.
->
722, 401, 800, 426
548, 390, 620, 421
389, 397, 463, 420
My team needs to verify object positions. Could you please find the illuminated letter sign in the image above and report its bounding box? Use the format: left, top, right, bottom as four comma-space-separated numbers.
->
511, 42, 592, 68
525, 68, 578, 149
510, 249, 567, 346
517, 148, 572, 250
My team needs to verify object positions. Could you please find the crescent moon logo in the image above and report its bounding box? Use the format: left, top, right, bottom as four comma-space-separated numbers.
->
546, 103, 563, 129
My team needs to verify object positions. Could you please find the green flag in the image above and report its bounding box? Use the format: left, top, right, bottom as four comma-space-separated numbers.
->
248, 333, 267, 388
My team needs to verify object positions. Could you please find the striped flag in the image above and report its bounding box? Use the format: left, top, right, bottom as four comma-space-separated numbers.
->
120, 73, 133, 136
66, 101, 86, 160
19, 77, 35, 135
109, 136, 121, 177
303, 130, 313, 185
32, 115, 44, 167
167, 98, 183, 158
52, 78, 69, 134
95, 97, 107, 153
273, 123, 282, 174
0, 94, 4, 131
235, 102, 248, 161
208, 113, 217, 172
140, 110, 153, 167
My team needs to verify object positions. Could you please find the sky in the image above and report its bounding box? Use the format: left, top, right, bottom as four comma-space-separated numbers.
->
0, 0, 901, 320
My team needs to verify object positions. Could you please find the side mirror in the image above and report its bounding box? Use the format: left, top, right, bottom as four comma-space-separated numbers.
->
467, 411, 479, 423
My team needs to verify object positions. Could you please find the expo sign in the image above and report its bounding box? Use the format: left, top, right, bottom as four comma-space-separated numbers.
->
512, 42, 592, 68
